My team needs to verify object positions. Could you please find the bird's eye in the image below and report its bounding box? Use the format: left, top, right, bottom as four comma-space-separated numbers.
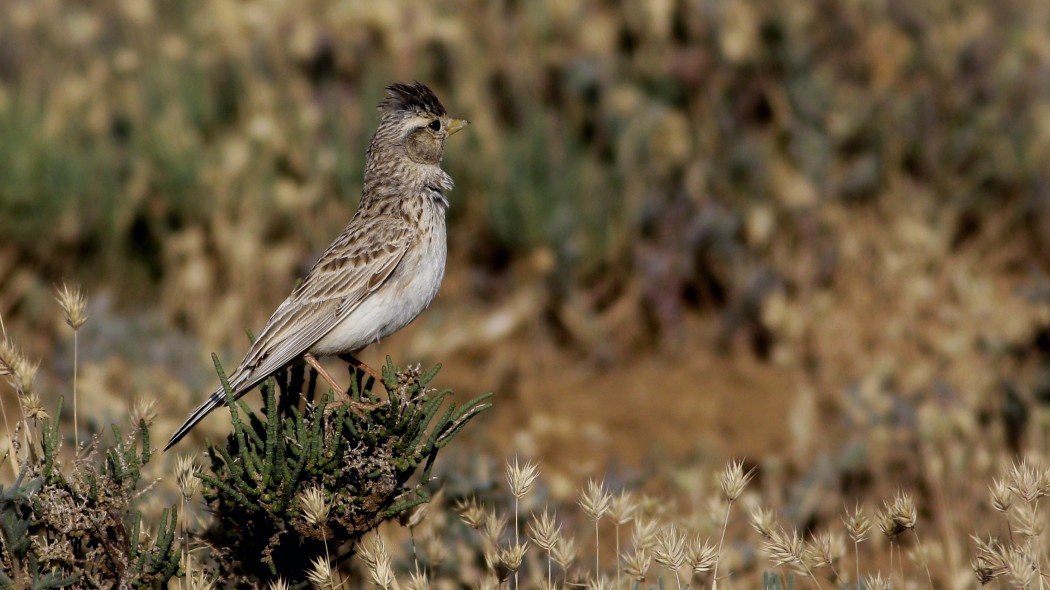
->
428, 120, 442, 131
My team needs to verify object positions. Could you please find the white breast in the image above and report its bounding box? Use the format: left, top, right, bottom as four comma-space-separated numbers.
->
310, 218, 447, 357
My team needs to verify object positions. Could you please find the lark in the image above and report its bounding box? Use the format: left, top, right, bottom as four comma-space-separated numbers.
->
165, 82, 467, 450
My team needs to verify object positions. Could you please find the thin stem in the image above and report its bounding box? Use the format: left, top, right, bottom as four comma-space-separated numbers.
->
73, 331, 79, 446
514, 495, 520, 590
594, 519, 600, 578
854, 539, 860, 590
711, 500, 733, 587
615, 523, 622, 590
911, 529, 934, 589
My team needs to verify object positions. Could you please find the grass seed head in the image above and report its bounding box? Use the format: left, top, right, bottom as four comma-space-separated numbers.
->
359, 535, 396, 589
623, 548, 652, 581
749, 505, 777, 539
761, 526, 804, 567
1007, 459, 1044, 503
306, 556, 334, 588
507, 457, 540, 499
482, 508, 508, 544
175, 455, 201, 499
877, 491, 916, 540
406, 570, 429, 590
608, 490, 636, 526
719, 459, 755, 502
652, 525, 687, 571
456, 497, 487, 529
1011, 502, 1044, 538
268, 578, 289, 590
843, 504, 871, 543
552, 534, 577, 569
989, 477, 1012, 512
577, 479, 611, 522
528, 508, 560, 551
298, 485, 329, 526
632, 518, 660, 551
689, 534, 718, 573
129, 394, 159, 427
864, 572, 891, 590
498, 541, 529, 573
55, 282, 88, 330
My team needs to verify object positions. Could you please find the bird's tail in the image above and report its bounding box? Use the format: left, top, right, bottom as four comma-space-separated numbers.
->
164, 388, 228, 451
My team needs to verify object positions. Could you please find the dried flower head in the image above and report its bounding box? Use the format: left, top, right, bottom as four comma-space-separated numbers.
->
482, 508, 508, 544
1011, 502, 1044, 538
498, 541, 529, 573
268, 578, 289, 590
608, 490, 636, 526
577, 479, 611, 522
1005, 545, 1037, 588
21, 393, 48, 421
750, 505, 778, 539
55, 283, 88, 330
877, 491, 916, 540
0, 339, 14, 376
970, 536, 1008, 584
623, 548, 652, 581
130, 394, 159, 427
843, 504, 871, 543
529, 508, 560, 551
358, 535, 396, 589
456, 497, 487, 529
989, 478, 1012, 512
298, 485, 330, 526
507, 457, 540, 499
720, 459, 755, 502
1007, 459, 1044, 503
803, 532, 842, 570
633, 518, 661, 551
864, 572, 891, 590
175, 455, 201, 499
305, 556, 334, 587
552, 534, 577, 569
689, 535, 718, 574
406, 570, 429, 590
761, 527, 804, 567
653, 525, 687, 571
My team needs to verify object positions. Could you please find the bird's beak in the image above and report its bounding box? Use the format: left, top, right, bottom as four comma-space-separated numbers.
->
447, 118, 469, 136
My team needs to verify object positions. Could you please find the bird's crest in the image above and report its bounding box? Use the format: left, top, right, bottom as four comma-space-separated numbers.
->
379, 82, 447, 116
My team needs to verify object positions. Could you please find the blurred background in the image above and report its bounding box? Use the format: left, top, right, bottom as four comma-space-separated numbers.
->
4, 0, 1050, 573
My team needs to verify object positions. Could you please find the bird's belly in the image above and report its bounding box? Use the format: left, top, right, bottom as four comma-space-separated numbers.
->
311, 227, 446, 357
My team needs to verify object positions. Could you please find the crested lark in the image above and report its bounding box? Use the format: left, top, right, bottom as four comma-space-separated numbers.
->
166, 82, 467, 450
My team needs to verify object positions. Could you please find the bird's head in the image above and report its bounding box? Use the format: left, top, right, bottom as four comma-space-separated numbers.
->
373, 82, 468, 166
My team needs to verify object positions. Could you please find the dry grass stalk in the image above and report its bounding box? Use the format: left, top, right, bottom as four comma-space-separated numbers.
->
578, 479, 611, 576
54, 282, 87, 445
298, 485, 330, 526
359, 534, 397, 589
456, 497, 486, 529
306, 555, 335, 588
622, 548, 651, 582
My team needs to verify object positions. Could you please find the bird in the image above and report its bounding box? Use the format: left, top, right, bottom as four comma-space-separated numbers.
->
165, 82, 468, 450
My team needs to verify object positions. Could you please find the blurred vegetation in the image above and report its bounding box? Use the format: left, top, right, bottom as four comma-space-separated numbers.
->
4, 0, 1049, 348
4, 0, 1050, 587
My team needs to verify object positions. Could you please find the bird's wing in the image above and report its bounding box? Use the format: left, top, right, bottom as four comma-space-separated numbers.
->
227, 215, 414, 395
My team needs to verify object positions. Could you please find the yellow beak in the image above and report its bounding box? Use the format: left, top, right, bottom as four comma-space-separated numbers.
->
447, 118, 469, 136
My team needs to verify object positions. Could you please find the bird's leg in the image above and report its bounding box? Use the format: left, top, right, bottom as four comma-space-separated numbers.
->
303, 353, 385, 416
303, 353, 347, 397
338, 354, 384, 384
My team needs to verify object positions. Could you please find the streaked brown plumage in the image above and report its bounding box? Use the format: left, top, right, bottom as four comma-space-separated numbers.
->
166, 82, 467, 450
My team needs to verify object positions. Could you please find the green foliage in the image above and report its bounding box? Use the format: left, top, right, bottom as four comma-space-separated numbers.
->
0, 403, 180, 589
199, 357, 492, 585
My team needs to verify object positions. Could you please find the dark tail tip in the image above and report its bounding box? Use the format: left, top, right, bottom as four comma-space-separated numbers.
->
164, 392, 225, 451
